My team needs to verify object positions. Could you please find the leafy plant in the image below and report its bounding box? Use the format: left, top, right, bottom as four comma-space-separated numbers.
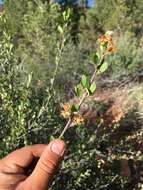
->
59, 31, 114, 137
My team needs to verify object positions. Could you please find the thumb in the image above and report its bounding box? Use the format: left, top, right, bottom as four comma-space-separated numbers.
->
24, 139, 66, 190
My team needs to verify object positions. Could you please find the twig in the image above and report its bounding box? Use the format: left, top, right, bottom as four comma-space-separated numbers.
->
59, 118, 72, 139
59, 54, 107, 138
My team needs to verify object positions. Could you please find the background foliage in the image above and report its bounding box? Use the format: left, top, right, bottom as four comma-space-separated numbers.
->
0, 0, 143, 189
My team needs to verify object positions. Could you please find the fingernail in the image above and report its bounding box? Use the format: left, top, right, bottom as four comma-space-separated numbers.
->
51, 140, 65, 156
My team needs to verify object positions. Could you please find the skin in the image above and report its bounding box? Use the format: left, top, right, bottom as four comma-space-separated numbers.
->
0, 139, 66, 190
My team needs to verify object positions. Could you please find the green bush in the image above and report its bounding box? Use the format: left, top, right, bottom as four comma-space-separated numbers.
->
0, 18, 63, 157
108, 33, 143, 77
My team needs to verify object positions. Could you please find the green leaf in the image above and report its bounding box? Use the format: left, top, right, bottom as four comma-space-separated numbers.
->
63, 9, 71, 21
75, 86, 78, 95
100, 42, 108, 53
26, 73, 32, 88
63, 11, 67, 21
71, 104, 80, 112
89, 81, 96, 94
81, 75, 87, 88
75, 104, 80, 111
93, 53, 99, 64
50, 135, 55, 141
57, 25, 63, 34
75, 84, 84, 97
99, 62, 108, 73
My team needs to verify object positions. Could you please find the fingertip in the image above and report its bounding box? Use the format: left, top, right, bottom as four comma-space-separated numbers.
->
50, 139, 66, 157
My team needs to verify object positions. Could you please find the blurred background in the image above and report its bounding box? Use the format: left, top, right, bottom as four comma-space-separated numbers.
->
0, 0, 143, 189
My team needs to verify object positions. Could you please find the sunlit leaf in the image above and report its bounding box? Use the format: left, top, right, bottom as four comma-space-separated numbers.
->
57, 25, 63, 34
99, 62, 108, 73
71, 104, 80, 112
81, 74, 87, 88
89, 81, 96, 94
75, 83, 84, 97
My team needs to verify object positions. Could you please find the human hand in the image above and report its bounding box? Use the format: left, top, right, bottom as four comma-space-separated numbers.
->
0, 139, 66, 190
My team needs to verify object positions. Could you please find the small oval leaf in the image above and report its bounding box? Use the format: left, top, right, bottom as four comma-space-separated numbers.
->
75, 83, 84, 97
93, 53, 99, 64
57, 25, 63, 34
90, 81, 96, 94
99, 62, 108, 73
71, 104, 80, 112
81, 75, 87, 88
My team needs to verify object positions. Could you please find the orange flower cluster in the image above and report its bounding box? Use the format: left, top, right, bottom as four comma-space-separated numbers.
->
72, 114, 84, 126
61, 103, 84, 126
60, 103, 71, 119
98, 31, 114, 53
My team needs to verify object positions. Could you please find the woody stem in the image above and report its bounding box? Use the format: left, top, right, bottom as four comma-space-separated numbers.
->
59, 118, 72, 139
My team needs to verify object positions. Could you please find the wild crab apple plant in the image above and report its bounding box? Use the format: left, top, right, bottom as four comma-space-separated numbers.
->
59, 31, 115, 138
